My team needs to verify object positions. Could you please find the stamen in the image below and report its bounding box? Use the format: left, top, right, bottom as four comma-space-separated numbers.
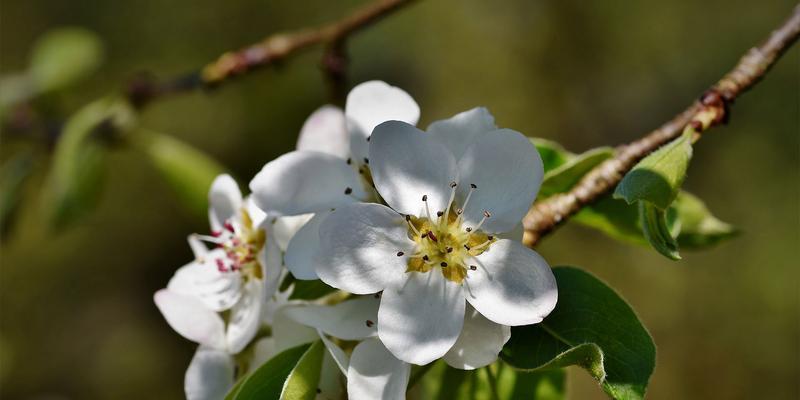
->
405, 215, 421, 236
194, 234, 226, 244
469, 239, 493, 253
443, 181, 457, 225
427, 230, 438, 242
473, 210, 491, 231
422, 194, 432, 220
461, 183, 477, 215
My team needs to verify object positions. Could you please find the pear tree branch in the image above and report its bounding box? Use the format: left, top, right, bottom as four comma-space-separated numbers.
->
126, 0, 415, 108
523, 3, 800, 248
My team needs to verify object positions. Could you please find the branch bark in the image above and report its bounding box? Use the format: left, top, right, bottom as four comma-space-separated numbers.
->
126, 0, 414, 108
523, 3, 800, 248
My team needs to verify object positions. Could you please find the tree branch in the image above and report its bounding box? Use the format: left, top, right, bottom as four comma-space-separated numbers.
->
523, 3, 800, 248
126, 0, 414, 108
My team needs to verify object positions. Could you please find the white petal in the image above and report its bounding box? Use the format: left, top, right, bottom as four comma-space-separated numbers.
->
457, 129, 544, 233
284, 212, 328, 280
260, 234, 283, 300
184, 347, 235, 400
467, 239, 557, 326
249, 151, 365, 217
369, 121, 458, 215
208, 174, 243, 232
501, 222, 525, 243
154, 290, 225, 349
251, 337, 276, 368
272, 306, 320, 353
319, 332, 349, 374
226, 279, 264, 353
296, 105, 350, 159
443, 306, 510, 370
167, 251, 242, 312
346, 80, 420, 162
272, 213, 314, 251
317, 203, 414, 294
283, 296, 379, 340
378, 272, 465, 365
187, 235, 209, 258
427, 107, 497, 160
245, 196, 268, 229
347, 338, 410, 400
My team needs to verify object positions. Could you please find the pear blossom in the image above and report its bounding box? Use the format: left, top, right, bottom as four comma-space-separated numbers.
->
157, 174, 285, 354
249, 80, 420, 280
314, 110, 558, 365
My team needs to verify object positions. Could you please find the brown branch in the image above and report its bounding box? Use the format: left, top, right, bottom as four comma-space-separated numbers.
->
126, 0, 414, 108
523, 3, 800, 248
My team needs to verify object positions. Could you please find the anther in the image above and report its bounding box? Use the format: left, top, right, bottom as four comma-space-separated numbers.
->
422, 255, 430, 261
466, 227, 472, 232
470, 265, 477, 271
405, 215, 411, 221
427, 231, 438, 242
346, 158, 352, 165
446, 247, 453, 253
421, 233, 428, 239
363, 157, 369, 164
487, 235, 494, 240
366, 135, 371, 142
422, 195, 428, 201
483, 210, 492, 218
470, 183, 477, 189
396, 251, 404, 256
449, 181, 457, 188
437, 211, 444, 217
344, 187, 353, 195
365, 320, 374, 327
440, 262, 448, 267
456, 208, 463, 215
464, 244, 471, 250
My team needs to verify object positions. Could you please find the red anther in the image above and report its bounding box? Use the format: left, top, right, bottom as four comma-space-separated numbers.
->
224, 221, 235, 232
212, 230, 222, 237
216, 259, 227, 272
427, 231, 438, 242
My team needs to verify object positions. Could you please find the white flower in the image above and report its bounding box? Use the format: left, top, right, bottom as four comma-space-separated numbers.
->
156, 174, 288, 354
249, 81, 420, 280
314, 109, 558, 365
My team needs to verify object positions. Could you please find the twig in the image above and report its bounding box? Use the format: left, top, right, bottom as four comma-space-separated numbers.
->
125, 0, 414, 108
523, 3, 800, 248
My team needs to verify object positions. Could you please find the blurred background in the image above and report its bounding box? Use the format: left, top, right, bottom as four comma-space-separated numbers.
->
0, 0, 797, 398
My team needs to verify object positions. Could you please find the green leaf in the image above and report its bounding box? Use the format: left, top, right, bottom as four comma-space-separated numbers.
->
289, 279, 338, 300
229, 342, 313, 400
420, 361, 565, 400
673, 192, 737, 248
136, 131, 225, 220
614, 131, 693, 210
573, 195, 647, 246
0, 151, 35, 233
539, 147, 614, 198
280, 340, 325, 400
531, 138, 572, 173
501, 267, 656, 400
28, 27, 104, 92
639, 202, 681, 260
44, 97, 136, 229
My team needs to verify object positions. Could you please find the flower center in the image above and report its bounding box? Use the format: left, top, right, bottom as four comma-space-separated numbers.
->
401, 182, 496, 284
196, 208, 266, 280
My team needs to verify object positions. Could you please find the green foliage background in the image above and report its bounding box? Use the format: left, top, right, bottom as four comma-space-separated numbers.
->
1, 0, 797, 398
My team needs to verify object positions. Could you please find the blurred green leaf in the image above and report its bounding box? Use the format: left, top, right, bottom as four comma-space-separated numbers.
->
0, 151, 35, 234
0, 74, 35, 117
29, 27, 104, 93
421, 361, 565, 400
673, 192, 737, 248
229, 342, 313, 400
501, 267, 655, 400
539, 147, 614, 198
614, 131, 693, 210
44, 96, 136, 229
137, 131, 225, 220
288, 279, 338, 301
280, 340, 325, 400
531, 138, 572, 173
639, 202, 681, 260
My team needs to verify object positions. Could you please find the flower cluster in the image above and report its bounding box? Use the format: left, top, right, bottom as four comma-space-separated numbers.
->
155, 81, 557, 399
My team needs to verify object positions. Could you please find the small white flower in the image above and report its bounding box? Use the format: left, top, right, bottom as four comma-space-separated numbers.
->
249, 81, 420, 280
315, 109, 558, 365
156, 174, 285, 354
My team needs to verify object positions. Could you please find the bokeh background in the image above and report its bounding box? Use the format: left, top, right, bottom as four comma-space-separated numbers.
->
1, 0, 798, 398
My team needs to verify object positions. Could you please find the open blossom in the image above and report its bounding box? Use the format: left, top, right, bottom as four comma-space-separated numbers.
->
249, 81, 419, 280
155, 174, 285, 354
315, 110, 558, 365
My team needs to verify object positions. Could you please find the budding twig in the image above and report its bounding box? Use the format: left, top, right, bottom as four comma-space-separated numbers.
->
126, 0, 415, 108
523, 4, 800, 248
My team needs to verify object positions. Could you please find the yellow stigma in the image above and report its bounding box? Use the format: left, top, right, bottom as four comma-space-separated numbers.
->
405, 208, 495, 284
